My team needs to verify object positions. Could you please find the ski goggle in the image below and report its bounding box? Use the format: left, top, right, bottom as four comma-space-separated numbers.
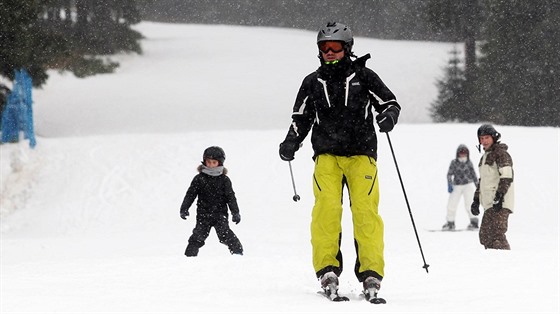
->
318, 41, 344, 54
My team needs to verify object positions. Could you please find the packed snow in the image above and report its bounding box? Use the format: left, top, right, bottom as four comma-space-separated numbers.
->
1, 22, 558, 313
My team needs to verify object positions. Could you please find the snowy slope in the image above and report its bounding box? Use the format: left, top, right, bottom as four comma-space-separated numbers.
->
30, 23, 450, 137
1, 22, 558, 313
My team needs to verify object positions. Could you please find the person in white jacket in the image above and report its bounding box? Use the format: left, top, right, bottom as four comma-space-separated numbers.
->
470, 125, 514, 250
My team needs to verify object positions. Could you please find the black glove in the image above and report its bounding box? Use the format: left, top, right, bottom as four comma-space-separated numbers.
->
493, 192, 504, 211
232, 213, 241, 224
470, 200, 480, 216
180, 209, 189, 220
279, 141, 298, 161
376, 108, 399, 133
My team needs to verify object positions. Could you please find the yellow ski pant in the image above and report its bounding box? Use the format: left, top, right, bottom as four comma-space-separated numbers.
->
311, 154, 384, 281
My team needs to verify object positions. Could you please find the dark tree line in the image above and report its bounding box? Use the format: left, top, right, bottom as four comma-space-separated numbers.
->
139, 0, 446, 41
430, 0, 559, 127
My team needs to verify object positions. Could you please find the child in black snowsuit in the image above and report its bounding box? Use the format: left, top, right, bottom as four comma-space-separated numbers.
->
180, 146, 243, 256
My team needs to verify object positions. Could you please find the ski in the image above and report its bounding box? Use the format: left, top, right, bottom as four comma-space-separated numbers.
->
317, 290, 387, 303
426, 228, 477, 232
366, 296, 387, 304
317, 290, 350, 302
362, 276, 386, 304
363, 291, 387, 304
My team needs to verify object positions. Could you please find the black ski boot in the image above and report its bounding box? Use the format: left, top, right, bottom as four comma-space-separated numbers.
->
319, 271, 348, 302
363, 276, 386, 304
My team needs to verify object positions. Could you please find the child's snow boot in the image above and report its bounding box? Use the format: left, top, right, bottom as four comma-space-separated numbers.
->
229, 243, 243, 255
185, 244, 199, 257
230, 249, 243, 256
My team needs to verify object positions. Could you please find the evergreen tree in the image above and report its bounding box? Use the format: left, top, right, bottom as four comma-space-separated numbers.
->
430, 0, 559, 127
1, 0, 143, 121
72, 0, 142, 55
426, 0, 482, 79
0, 0, 67, 86
431, 47, 480, 123
0, 0, 143, 87
476, 0, 559, 126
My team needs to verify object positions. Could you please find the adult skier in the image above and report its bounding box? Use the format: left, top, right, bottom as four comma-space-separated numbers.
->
279, 21, 401, 302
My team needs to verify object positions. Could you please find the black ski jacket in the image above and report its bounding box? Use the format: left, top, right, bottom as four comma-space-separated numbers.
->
180, 167, 239, 218
282, 55, 400, 159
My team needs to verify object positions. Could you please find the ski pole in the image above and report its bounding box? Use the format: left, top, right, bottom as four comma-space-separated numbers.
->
385, 132, 430, 273
288, 161, 301, 202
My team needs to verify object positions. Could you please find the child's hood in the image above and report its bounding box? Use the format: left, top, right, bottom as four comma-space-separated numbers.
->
455, 144, 470, 159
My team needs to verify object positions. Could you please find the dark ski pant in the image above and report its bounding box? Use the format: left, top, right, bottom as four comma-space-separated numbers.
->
479, 208, 511, 250
186, 214, 243, 256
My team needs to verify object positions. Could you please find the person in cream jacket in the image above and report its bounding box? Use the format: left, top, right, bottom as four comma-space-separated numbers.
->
471, 124, 514, 250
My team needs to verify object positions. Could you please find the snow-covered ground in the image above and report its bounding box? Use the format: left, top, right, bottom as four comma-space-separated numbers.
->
1, 22, 558, 313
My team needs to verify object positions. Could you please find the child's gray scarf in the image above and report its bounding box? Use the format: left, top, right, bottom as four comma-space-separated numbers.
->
201, 166, 224, 176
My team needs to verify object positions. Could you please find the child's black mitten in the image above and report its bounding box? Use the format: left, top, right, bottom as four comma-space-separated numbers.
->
232, 213, 241, 224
